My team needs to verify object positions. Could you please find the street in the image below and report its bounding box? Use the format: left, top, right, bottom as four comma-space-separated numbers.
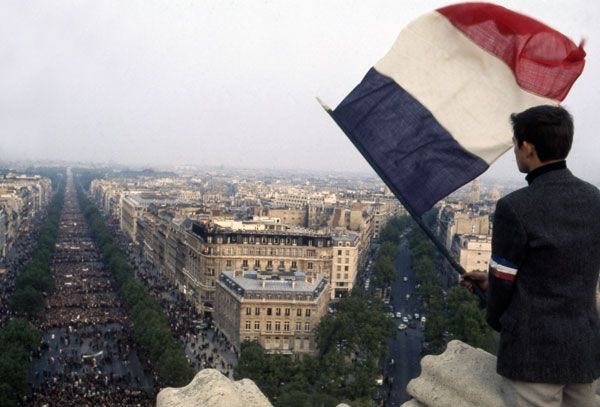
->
384, 240, 424, 406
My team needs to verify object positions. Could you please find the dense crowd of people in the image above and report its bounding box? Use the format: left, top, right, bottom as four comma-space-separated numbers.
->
25, 182, 155, 405
4, 176, 240, 405
131, 253, 238, 377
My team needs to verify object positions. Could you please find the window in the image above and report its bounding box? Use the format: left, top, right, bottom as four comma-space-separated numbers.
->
284, 321, 290, 331
295, 322, 301, 332
245, 307, 251, 315
275, 321, 281, 331
245, 320, 251, 330
344, 266, 349, 271
226, 260, 232, 267
291, 261, 297, 269
297, 309, 302, 317
255, 307, 260, 315
345, 250, 350, 256
267, 308, 272, 316
242, 259, 248, 267
337, 265, 341, 272
305, 309, 311, 317
336, 273, 341, 279
344, 273, 348, 279
267, 260, 273, 268
338, 250, 342, 256
266, 321, 272, 331
285, 308, 290, 316
307, 262, 313, 270
345, 258, 349, 264
254, 259, 260, 267
254, 321, 260, 330
304, 322, 310, 332
276, 308, 281, 316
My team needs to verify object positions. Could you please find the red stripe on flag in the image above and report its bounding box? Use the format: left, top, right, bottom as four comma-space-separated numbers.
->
437, 2, 585, 101
490, 266, 515, 282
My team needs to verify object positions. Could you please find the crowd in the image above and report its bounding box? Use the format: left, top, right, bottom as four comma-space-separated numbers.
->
131, 253, 238, 378
25, 182, 155, 405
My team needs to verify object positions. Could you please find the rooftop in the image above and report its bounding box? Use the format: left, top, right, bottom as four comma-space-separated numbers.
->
218, 270, 327, 298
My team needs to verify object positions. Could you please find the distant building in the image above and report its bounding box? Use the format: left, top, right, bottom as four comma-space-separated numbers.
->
451, 235, 492, 273
214, 270, 330, 355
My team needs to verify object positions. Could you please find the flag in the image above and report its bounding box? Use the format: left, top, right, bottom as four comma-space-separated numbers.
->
325, 2, 585, 216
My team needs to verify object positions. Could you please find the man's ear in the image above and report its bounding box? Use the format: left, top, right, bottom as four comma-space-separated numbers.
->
522, 141, 537, 158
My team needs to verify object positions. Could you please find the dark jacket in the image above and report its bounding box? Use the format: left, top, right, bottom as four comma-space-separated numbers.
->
487, 165, 600, 383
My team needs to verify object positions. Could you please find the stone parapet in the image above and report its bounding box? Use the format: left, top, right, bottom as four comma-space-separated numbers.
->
402, 340, 600, 407
157, 369, 272, 407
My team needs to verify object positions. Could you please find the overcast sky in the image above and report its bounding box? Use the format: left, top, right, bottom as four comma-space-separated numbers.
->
1, 1, 599, 183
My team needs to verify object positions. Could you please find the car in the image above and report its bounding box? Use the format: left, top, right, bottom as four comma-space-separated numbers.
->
395, 311, 402, 318
405, 293, 411, 300
414, 313, 420, 319
387, 312, 395, 318
402, 316, 409, 323
421, 316, 426, 323
403, 276, 408, 282
398, 323, 408, 330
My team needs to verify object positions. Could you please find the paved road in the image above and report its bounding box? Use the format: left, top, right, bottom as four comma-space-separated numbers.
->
384, 240, 424, 406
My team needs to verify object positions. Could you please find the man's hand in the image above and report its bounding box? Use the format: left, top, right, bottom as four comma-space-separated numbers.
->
461, 271, 489, 292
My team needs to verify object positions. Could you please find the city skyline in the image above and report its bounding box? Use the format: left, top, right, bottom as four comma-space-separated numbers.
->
2, 1, 600, 186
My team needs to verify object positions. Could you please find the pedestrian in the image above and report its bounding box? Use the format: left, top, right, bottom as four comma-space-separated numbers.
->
463, 105, 600, 407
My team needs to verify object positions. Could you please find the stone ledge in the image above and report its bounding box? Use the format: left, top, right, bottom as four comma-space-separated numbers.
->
402, 340, 600, 407
157, 369, 272, 407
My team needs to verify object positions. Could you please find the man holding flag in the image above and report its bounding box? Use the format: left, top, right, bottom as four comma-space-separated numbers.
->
323, 2, 599, 405
464, 105, 600, 406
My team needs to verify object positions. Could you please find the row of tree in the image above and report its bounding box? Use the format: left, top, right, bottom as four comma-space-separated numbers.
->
10, 182, 64, 317
407, 224, 495, 355
1, 177, 66, 405
234, 290, 395, 406
374, 212, 494, 354
76, 185, 194, 387
371, 216, 415, 293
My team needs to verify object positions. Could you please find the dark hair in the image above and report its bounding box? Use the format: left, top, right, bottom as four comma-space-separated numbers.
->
510, 105, 573, 162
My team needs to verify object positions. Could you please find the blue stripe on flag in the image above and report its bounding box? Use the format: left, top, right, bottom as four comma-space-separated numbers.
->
332, 68, 488, 215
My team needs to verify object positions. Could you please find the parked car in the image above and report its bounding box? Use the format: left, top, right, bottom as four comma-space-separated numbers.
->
395, 311, 402, 318
402, 316, 409, 323
421, 316, 427, 323
414, 313, 420, 320
405, 293, 411, 300
398, 323, 408, 330
403, 276, 408, 282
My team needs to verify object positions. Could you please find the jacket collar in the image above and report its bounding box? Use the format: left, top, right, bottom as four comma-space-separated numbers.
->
526, 160, 567, 185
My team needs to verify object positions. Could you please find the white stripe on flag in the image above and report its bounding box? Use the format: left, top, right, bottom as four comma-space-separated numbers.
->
373, 11, 557, 165
490, 259, 518, 276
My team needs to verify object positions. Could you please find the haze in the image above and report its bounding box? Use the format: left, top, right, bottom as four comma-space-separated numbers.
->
1, 0, 599, 185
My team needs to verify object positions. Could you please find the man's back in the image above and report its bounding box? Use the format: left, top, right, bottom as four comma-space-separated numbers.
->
492, 167, 600, 383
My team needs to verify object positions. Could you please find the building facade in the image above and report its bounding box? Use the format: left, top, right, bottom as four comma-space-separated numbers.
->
214, 270, 330, 355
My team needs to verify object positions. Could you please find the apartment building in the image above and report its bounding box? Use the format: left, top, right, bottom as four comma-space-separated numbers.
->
214, 270, 330, 355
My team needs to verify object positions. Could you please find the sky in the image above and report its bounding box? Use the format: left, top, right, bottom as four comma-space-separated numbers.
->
1, 0, 599, 184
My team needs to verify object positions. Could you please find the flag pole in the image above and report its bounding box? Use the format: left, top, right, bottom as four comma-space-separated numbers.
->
318, 98, 486, 305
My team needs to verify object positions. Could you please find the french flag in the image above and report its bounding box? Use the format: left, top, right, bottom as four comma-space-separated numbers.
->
324, 2, 585, 216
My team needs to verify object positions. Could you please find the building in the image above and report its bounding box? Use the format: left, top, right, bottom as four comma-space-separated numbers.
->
189, 219, 334, 315
451, 235, 492, 273
213, 270, 330, 355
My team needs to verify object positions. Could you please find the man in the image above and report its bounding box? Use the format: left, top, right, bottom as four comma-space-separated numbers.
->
464, 105, 600, 406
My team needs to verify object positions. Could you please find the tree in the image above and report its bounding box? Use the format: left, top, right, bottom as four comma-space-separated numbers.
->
446, 286, 495, 353
372, 256, 396, 289
10, 286, 44, 317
